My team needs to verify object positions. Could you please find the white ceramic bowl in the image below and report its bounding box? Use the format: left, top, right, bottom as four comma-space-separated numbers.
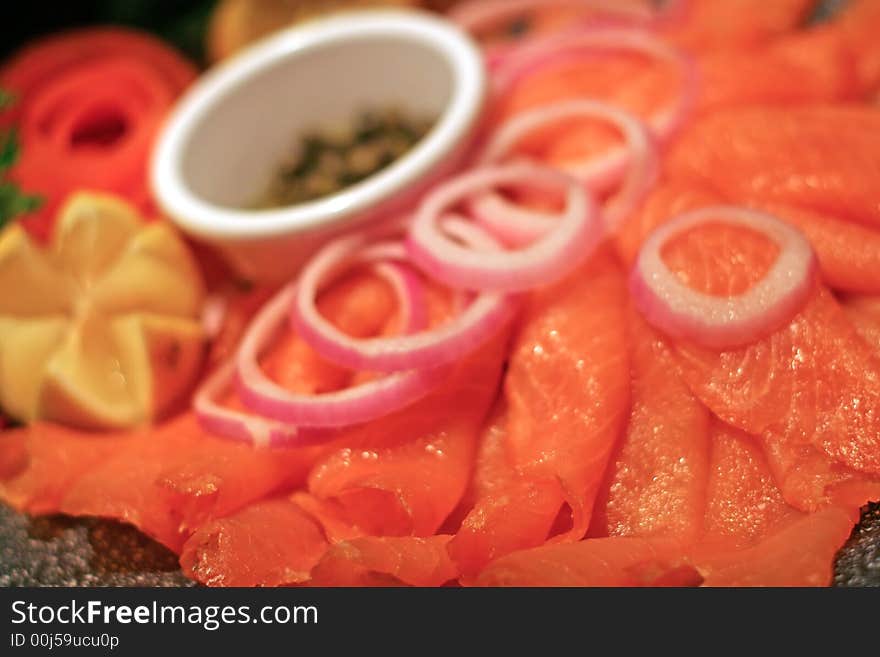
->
151, 9, 486, 283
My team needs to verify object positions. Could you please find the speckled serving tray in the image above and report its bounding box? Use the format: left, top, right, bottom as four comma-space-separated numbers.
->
0, 502, 877, 587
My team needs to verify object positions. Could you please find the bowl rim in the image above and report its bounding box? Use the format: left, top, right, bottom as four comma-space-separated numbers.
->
150, 9, 486, 241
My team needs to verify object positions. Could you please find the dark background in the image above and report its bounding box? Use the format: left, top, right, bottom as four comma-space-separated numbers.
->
1, 0, 217, 64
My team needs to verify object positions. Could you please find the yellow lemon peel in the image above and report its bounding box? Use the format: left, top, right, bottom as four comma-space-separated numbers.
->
0, 192, 206, 429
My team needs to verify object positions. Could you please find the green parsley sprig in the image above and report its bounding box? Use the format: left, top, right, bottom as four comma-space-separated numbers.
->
0, 89, 44, 230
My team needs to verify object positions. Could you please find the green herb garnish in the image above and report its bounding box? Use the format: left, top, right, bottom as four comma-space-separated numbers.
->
256, 108, 434, 210
0, 90, 43, 229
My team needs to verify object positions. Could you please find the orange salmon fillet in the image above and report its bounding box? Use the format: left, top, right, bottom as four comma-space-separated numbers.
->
449, 251, 630, 577
56, 413, 319, 551
615, 180, 721, 266
309, 535, 458, 587
842, 294, 880, 352
691, 506, 857, 587
663, 0, 815, 51
304, 331, 508, 538
656, 222, 880, 508
830, 0, 880, 94
702, 421, 801, 548
668, 105, 880, 230
475, 537, 697, 587
590, 309, 710, 542
504, 249, 631, 540
619, 182, 880, 294
180, 497, 328, 587
0, 424, 138, 514
447, 405, 567, 579
695, 28, 860, 113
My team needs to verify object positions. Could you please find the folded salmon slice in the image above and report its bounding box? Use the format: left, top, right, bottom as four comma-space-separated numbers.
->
615, 181, 721, 266
668, 105, 880, 230
691, 507, 857, 587
447, 405, 566, 579
449, 252, 630, 577
831, 0, 880, 94
57, 413, 320, 551
476, 508, 854, 587
475, 537, 698, 587
842, 294, 880, 352
676, 291, 880, 478
309, 535, 458, 587
505, 250, 630, 540
702, 421, 801, 548
497, 52, 680, 171
505, 249, 630, 539
663, 0, 815, 51
180, 497, 328, 587
655, 221, 880, 506
749, 202, 880, 294
500, 51, 678, 124
696, 28, 860, 113
290, 491, 366, 544
0, 423, 138, 514
305, 331, 508, 538
590, 309, 710, 542
617, 180, 880, 294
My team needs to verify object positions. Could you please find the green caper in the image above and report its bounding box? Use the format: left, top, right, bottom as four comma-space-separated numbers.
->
254, 106, 434, 209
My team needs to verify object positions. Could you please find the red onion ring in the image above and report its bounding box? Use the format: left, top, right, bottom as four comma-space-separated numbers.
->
195, 260, 431, 442
194, 362, 324, 448
407, 162, 599, 292
630, 206, 817, 349
235, 282, 447, 428
450, 0, 658, 35
291, 229, 517, 372
471, 100, 658, 243
493, 26, 699, 146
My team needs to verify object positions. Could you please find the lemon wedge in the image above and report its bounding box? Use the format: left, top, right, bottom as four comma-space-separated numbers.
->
0, 192, 206, 429
208, 0, 421, 61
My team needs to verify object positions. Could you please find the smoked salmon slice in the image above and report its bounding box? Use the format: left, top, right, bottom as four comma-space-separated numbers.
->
615, 180, 721, 266
675, 291, 880, 478
57, 412, 320, 551
668, 105, 880, 230
746, 202, 880, 294
446, 404, 566, 580
654, 220, 880, 507
830, 0, 880, 95
502, 249, 630, 540
691, 506, 857, 587
505, 252, 629, 538
261, 271, 397, 394
695, 28, 859, 113
449, 251, 630, 578
476, 508, 854, 587
663, 0, 815, 51
702, 421, 801, 548
842, 294, 880, 352
475, 537, 698, 587
590, 309, 710, 542
497, 50, 680, 177
0, 423, 138, 514
617, 180, 880, 294
308, 535, 458, 587
304, 331, 508, 539
180, 496, 328, 587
